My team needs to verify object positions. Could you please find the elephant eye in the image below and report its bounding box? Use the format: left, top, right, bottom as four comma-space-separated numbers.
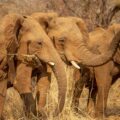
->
58, 37, 65, 50
59, 37, 65, 43
37, 41, 42, 45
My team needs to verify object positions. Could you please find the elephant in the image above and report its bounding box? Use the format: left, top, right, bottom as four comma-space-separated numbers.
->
86, 26, 120, 117
0, 13, 67, 118
47, 21, 120, 119
30, 12, 60, 112
72, 26, 120, 118
31, 13, 120, 118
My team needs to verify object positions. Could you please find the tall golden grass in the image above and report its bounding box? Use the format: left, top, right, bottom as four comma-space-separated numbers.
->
3, 65, 120, 120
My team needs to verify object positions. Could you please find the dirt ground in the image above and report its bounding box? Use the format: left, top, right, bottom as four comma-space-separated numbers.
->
2, 66, 120, 120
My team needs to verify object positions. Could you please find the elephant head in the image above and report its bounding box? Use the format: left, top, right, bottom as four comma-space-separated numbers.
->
4, 13, 67, 116
31, 12, 58, 33
31, 14, 120, 68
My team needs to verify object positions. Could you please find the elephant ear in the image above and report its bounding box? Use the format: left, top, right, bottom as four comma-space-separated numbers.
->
1, 13, 24, 83
31, 12, 58, 32
17, 38, 40, 67
73, 17, 89, 43
17, 40, 29, 62
17, 34, 33, 64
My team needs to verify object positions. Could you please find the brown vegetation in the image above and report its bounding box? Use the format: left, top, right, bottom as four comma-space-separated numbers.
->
3, 66, 120, 120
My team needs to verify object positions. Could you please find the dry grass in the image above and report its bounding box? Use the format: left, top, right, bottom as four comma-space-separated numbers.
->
3, 66, 120, 120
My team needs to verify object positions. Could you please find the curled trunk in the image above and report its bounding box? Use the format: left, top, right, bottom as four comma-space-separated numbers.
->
79, 30, 120, 66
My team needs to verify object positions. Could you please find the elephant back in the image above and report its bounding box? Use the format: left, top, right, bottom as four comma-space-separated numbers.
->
88, 28, 112, 54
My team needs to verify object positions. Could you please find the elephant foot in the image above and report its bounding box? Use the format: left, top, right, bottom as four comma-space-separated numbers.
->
20, 93, 37, 117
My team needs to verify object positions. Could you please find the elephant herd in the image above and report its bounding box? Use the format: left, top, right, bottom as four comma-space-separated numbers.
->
0, 12, 120, 120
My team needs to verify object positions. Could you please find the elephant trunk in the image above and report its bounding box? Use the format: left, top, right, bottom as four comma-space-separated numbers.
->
52, 57, 67, 116
78, 30, 120, 66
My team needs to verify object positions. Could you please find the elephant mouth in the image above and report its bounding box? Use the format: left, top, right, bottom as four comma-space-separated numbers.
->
31, 54, 55, 67
59, 53, 81, 69
59, 54, 71, 65
61, 53, 81, 69
61, 56, 81, 69
23, 54, 42, 67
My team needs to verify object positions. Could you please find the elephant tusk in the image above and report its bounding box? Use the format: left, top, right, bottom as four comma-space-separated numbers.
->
48, 62, 55, 66
71, 61, 80, 69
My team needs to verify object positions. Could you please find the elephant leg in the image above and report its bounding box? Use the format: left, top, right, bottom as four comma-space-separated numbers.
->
72, 69, 82, 111
36, 72, 51, 119
72, 69, 80, 111
94, 63, 113, 119
0, 79, 7, 119
37, 72, 51, 111
72, 68, 90, 112
13, 63, 36, 116
87, 80, 97, 118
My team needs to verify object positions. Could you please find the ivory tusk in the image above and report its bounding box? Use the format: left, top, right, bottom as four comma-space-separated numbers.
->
35, 56, 38, 60
48, 62, 55, 66
71, 61, 80, 69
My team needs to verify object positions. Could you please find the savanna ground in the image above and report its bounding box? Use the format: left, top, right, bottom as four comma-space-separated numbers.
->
2, 66, 120, 120
0, 0, 120, 119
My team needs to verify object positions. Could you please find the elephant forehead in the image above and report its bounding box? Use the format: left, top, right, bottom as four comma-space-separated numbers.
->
52, 29, 82, 42
50, 23, 81, 36
22, 17, 46, 33
55, 17, 73, 24
20, 30, 40, 40
21, 22, 51, 42
51, 17, 75, 29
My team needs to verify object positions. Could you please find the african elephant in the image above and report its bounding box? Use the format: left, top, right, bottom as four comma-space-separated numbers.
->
84, 26, 120, 118
73, 26, 120, 118
0, 13, 67, 118
30, 12, 60, 112
48, 21, 120, 118
31, 13, 120, 118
